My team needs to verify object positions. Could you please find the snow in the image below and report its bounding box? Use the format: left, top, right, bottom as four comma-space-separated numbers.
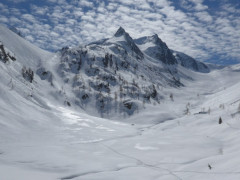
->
1, 66, 240, 179
0, 25, 52, 68
0, 164, 60, 180
1, 25, 240, 180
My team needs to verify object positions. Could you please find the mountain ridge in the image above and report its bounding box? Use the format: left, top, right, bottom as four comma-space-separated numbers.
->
0, 24, 210, 118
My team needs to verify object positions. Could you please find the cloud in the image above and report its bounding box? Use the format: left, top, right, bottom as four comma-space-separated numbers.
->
31, 5, 49, 15
194, 3, 208, 11
47, 0, 57, 3
6, 0, 28, 3
22, 14, 36, 22
0, 0, 239, 64
9, 17, 21, 24
78, 1, 94, 8
0, 16, 8, 23
180, 0, 208, 11
195, 11, 213, 22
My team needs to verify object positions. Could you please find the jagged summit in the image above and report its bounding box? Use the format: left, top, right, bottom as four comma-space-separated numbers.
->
135, 34, 177, 65
135, 34, 165, 46
111, 27, 144, 59
152, 34, 166, 46
113, 26, 135, 43
114, 26, 126, 37
150, 34, 162, 43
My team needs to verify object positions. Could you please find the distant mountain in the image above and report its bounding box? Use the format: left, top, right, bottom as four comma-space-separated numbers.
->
0, 25, 210, 118
172, 50, 210, 73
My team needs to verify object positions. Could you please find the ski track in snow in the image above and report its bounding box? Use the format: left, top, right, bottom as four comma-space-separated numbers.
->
60, 130, 184, 180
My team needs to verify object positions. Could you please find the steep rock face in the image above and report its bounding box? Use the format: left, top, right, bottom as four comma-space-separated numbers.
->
112, 27, 144, 60
21, 66, 34, 83
135, 34, 177, 65
172, 50, 210, 73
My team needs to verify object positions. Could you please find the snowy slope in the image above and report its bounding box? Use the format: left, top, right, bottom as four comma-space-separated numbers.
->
0, 25, 52, 68
1, 63, 240, 180
1, 25, 240, 180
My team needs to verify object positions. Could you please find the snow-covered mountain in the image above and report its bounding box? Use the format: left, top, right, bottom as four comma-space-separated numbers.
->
57, 28, 180, 117
135, 34, 177, 65
172, 50, 210, 73
0, 24, 211, 118
50, 27, 210, 117
2, 24, 240, 180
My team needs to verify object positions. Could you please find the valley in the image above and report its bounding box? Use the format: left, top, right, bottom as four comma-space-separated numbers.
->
0, 25, 240, 180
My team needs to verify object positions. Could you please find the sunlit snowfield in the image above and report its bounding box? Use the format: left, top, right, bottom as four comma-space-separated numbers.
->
1, 24, 240, 180
1, 65, 240, 180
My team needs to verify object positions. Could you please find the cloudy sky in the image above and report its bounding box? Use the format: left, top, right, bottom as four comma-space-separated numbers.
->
0, 0, 239, 64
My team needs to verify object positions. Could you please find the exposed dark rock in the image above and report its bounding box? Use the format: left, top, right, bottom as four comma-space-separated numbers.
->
22, 67, 34, 83
0, 43, 16, 63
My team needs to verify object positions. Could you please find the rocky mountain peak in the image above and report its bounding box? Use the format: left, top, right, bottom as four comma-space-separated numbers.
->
151, 34, 160, 42
113, 27, 144, 60
135, 35, 177, 65
151, 34, 165, 46
114, 26, 126, 37
134, 34, 164, 46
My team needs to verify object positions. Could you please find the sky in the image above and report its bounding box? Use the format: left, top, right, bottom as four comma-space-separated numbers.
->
0, 0, 239, 64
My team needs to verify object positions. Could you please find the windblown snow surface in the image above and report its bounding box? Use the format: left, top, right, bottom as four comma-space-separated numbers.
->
1, 25, 240, 180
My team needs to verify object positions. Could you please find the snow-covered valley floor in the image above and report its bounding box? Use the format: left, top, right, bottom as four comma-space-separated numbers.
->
1, 65, 240, 180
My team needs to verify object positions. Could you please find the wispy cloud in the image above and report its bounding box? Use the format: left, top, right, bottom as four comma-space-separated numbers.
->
0, 0, 239, 64
5, 0, 28, 3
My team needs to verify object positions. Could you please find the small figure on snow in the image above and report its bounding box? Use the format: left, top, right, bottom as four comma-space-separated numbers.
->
208, 163, 212, 170
219, 117, 222, 124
